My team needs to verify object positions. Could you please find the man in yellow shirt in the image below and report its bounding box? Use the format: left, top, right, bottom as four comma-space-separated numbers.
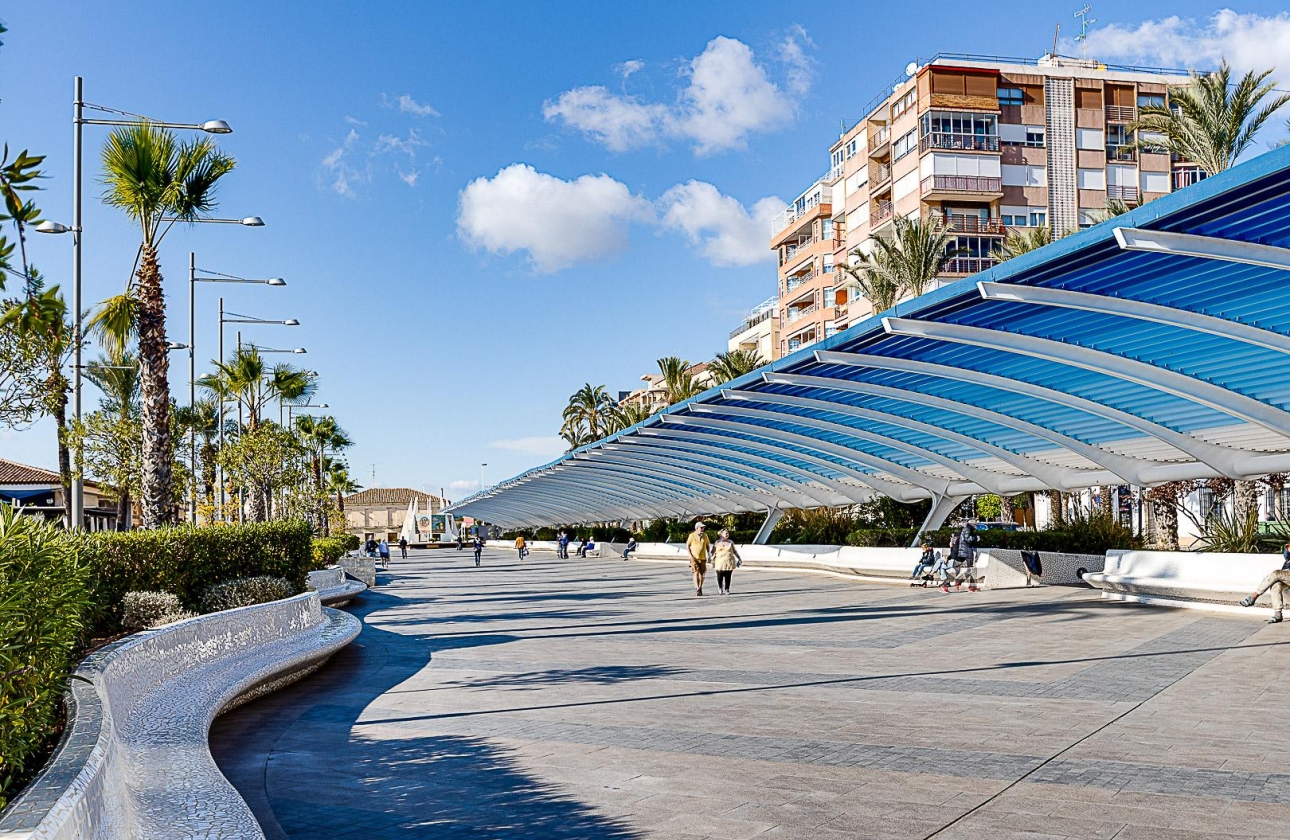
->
686, 522, 712, 596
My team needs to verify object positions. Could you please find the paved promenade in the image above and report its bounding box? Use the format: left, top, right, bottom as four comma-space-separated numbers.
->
211, 547, 1290, 839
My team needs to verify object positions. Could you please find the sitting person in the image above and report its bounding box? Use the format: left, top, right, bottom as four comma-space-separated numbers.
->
622, 536, 638, 560
1240, 542, 1290, 623
574, 537, 587, 557
910, 543, 938, 586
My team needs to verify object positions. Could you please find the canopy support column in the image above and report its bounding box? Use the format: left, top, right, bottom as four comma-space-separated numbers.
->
915, 494, 967, 546
753, 508, 784, 544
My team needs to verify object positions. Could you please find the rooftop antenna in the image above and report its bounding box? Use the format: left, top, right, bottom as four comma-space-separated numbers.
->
1052, 23, 1060, 58
371, 463, 376, 487
1074, 5, 1095, 58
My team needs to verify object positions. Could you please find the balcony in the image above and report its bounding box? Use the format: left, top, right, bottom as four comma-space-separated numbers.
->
729, 299, 777, 339
920, 174, 1003, 199
942, 214, 1005, 235
782, 237, 817, 263
784, 272, 815, 294
870, 162, 892, 186
870, 201, 894, 227
919, 132, 1000, 153
868, 126, 891, 155
1174, 167, 1207, 190
785, 304, 817, 325
942, 256, 996, 275
1105, 104, 1137, 123
1107, 185, 1140, 203
1106, 144, 1137, 162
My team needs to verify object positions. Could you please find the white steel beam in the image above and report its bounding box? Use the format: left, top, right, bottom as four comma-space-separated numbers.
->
1113, 227, 1290, 272
602, 443, 838, 507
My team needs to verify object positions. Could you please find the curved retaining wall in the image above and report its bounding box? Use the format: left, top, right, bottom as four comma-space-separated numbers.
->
1085, 549, 1286, 615
307, 565, 368, 606
0, 593, 360, 840
339, 554, 376, 587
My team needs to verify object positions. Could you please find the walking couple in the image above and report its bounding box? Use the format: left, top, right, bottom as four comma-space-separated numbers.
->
686, 521, 741, 596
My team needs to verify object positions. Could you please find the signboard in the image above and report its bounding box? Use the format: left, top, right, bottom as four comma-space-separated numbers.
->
431, 514, 448, 534
415, 513, 433, 538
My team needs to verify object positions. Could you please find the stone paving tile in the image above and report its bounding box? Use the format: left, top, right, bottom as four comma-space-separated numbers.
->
209, 548, 1290, 838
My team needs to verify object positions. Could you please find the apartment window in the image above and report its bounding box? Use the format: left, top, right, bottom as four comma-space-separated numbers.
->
822, 286, 835, 307
1077, 168, 1106, 190
846, 169, 868, 195
831, 149, 844, 168
1024, 127, 1045, 147
998, 87, 1024, 106
892, 128, 917, 160
891, 89, 916, 120
1141, 170, 1169, 194
1137, 93, 1165, 109
822, 253, 835, 273
821, 218, 834, 239
1078, 210, 1100, 229
824, 323, 840, 339
920, 111, 999, 151
1002, 164, 1046, 187
1029, 211, 1047, 227
1001, 212, 1025, 226
1076, 128, 1104, 151
845, 138, 859, 158
1139, 130, 1167, 154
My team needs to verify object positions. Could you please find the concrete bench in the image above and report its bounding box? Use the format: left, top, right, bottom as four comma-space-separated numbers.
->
339, 553, 376, 587
307, 565, 368, 606
1084, 550, 1288, 616
624, 542, 955, 582
0, 593, 361, 840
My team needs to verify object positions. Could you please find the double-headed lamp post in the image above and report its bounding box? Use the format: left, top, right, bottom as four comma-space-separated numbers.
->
35, 77, 236, 530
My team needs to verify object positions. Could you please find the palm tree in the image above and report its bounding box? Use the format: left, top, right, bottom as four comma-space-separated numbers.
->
269, 363, 317, 422
96, 123, 236, 527
561, 383, 615, 444
876, 216, 959, 298
709, 348, 764, 384
85, 346, 140, 526
837, 246, 904, 314
173, 396, 218, 516
1129, 60, 1290, 175
1091, 197, 1135, 224
606, 400, 656, 434
657, 357, 702, 404
325, 460, 360, 526
295, 414, 353, 495
991, 226, 1053, 262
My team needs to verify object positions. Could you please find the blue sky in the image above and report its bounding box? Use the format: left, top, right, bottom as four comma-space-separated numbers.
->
4, 2, 1290, 499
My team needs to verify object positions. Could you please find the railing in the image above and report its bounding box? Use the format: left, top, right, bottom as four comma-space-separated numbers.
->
1105, 104, 1137, 122
921, 175, 1002, 195
822, 164, 844, 183
942, 214, 1005, 234
1106, 144, 1137, 161
785, 272, 815, 293
785, 304, 817, 324
729, 305, 777, 339
870, 201, 894, 226
871, 162, 892, 184
1107, 185, 1140, 202
943, 256, 996, 274
782, 239, 816, 262
920, 132, 1000, 153
1174, 167, 1207, 190
868, 126, 890, 152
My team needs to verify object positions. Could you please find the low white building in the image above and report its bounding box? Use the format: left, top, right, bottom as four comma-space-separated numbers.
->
727, 296, 778, 362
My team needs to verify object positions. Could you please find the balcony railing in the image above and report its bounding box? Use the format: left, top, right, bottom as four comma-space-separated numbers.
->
942, 214, 1005, 235
784, 272, 815, 293
943, 256, 996, 275
1106, 144, 1137, 162
1105, 104, 1137, 122
782, 239, 816, 262
868, 126, 890, 153
919, 132, 1000, 153
921, 175, 1002, 195
729, 304, 777, 339
1107, 185, 1140, 202
871, 162, 892, 185
785, 304, 817, 324
870, 201, 894, 227
1174, 167, 1207, 190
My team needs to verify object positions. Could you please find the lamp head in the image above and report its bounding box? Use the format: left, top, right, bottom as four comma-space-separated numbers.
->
266, 278, 286, 286
283, 318, 300, 326
166, 342, 189, 351
36, 220, 72, 235
240, 216, 265, 227
292, 348, 307, 354
202, 120, 233, 135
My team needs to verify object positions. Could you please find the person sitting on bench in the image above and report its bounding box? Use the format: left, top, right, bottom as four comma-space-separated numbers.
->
622, 537, 638, 560
909, 543, 938, 586
1240, 542, 1290, 623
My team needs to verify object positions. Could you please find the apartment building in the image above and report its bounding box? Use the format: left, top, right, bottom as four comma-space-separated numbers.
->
765, 53, 1198, 359
727, 296, 778, 362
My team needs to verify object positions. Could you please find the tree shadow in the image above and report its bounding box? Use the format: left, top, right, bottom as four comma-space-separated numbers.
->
443, 664, 686, 691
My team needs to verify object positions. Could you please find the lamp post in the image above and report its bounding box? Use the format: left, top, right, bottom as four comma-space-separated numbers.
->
216, 308, 299, 521
35, 78, 234, 530
189, 256, 283, 522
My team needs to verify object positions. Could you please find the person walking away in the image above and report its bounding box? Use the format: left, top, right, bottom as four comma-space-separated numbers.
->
622, 536, 638, 561
365, 537, 377, 558
712, 529, 741, 594
940, 531, 961, 593
515, 534, 527, 560
686, 522, 712, 596
953, 520, 981, 592
473, 536, 483, 566
378, 538, 391, 570
457, 534, 464, 551
398, 536, 408, 559
1240, 542, 1290, 622
910, 543, 937, 587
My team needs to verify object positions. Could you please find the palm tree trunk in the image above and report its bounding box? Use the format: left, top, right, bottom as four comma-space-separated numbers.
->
1047, 490, 1065, 527
1156, 500, 1180, 551
136, 246, 174, 528
51, 381, 72, 528
116, 488, 131, 530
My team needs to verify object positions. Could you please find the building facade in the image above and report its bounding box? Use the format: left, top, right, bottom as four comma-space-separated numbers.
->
344, 487, 446, 543
0, 458, 126, 530
618, 362, 714, 412
726, 296, 778, 362
769, 53, 1197, 360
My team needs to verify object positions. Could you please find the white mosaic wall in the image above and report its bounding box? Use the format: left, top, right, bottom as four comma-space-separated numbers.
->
338, 554, 376, 587
0, 593, 361, 840
306, 566, 368, 606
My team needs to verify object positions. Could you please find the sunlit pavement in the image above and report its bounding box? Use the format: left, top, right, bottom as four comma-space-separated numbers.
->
210, 547, 1290, 839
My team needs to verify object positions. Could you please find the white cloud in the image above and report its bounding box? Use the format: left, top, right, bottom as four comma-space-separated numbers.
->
457, 164, 654, 272
615, 59, 645, 80
1074, 10, 1290, 74
344, 115, 368, 127
543, 32, 812, 155
657, 181, 783, 267
375, 129, 427, 158
384, 93, 441, 117
399, 169, 419, 187
488, 436, 569, 460
320, 126, 435, 196
321, 129, 366, 197
448, 479, 480, 495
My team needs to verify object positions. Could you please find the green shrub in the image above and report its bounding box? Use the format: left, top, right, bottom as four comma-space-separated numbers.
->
534, 527, 558, 540
201, 576, 295, 612
82, 520, 314, 632
311, 535, 352, 567
0, 505, 92, 810
337, 533, 360, 551
121, 591, 192, 629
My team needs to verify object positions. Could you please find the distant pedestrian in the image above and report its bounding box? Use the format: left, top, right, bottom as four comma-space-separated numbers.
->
622, 536, 638, 560
558, 531, 570, 559
712, 529, 741, 594
686, 521, 711, 596
574, 537, 587, 557
378, 538, 391, 569
473, 536, 483, 566
515, 534, 528, 560
398, 536, 408, 559
365, 537, 377, 558
1240, 542, 1290, 623
943, 521, 980, 593
457, 534, 464, 551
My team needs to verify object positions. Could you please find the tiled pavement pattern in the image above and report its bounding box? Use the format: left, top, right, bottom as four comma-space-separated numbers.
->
211, 548, 1290, 839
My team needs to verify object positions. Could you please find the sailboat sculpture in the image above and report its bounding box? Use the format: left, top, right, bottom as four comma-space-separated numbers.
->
399, 497, 419, 544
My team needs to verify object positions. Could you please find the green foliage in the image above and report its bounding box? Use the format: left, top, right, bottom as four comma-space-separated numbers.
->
991, 225, 1053, 262
311, 535, 353, 566
975, 494, 1003, 521
339, 533, 360, 551
1195, 507, 1290, 553
709, 348, 765, 384
81, 520, 314, 631
770, 508, 857, 545
0, 505, 91, 810
200, 576, 294, 612
120, 591, 190, 629
845, 511, 1140, 554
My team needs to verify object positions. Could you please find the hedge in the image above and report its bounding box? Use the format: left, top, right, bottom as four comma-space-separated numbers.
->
0, 506, 91, 810
845, 521, 1140, 555
83, 520, 316, 631
312, 535, 353, 566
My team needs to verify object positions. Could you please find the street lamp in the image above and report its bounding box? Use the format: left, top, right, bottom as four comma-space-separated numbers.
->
36, 77, 237, 530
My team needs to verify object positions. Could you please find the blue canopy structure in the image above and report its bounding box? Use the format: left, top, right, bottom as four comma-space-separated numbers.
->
449, 144, 1290, 534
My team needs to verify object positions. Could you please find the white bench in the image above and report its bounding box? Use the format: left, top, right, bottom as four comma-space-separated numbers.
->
307, 565, 368, 606
1084, 550, 1288, 616
0, 593, 361, 840
339, 553, 376, 587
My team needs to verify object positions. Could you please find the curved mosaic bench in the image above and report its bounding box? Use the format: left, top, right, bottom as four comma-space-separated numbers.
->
1085, 549, 1286, 616
338, 554, 376, 587
0, 592, 360, 840
306, 565, 367, 606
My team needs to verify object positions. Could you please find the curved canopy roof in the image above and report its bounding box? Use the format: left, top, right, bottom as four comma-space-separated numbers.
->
450, 145, 1290, 527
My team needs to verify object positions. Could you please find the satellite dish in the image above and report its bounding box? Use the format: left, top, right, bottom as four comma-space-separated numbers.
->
905, 61, 918, 77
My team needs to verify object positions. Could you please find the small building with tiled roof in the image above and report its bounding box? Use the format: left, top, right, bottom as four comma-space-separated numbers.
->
0, 457, 123, 530
343, 487, 448, 543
